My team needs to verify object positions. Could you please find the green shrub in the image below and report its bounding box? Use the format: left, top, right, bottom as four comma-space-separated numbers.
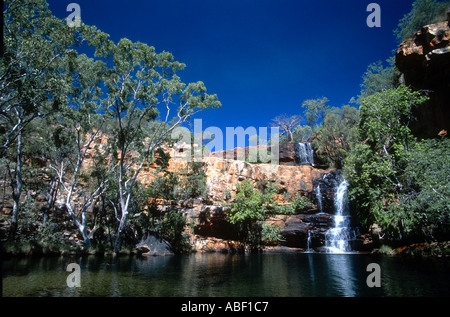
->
227, 181, 272, 249
261, 223, 282, 246
147, 162, 208, 201
160, 209, 189, 252
178, 162, 208, 200
291, 195, 313, 213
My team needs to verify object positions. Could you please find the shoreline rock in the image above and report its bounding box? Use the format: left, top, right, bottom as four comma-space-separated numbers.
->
136, 233, 175, 256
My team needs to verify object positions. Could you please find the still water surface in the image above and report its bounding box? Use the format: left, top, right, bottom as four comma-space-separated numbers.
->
2, 253, 450, 297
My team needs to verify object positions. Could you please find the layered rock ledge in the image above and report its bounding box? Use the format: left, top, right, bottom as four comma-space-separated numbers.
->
395, 14, 450, 138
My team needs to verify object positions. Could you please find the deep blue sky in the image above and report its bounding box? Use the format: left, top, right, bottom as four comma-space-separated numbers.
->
48, 0, 415, 149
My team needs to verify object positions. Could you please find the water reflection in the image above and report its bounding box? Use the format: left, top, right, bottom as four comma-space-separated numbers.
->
322, 255, 357, 297
2, 253, 449, 297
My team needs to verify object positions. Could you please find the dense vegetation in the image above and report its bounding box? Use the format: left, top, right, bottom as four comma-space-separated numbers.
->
227, 180, 312, 250
1, 0, 449, 255
0, 0, 221, 254
0, 0, 312, 254
394, 0, 450, 42
270, 0, 450, 244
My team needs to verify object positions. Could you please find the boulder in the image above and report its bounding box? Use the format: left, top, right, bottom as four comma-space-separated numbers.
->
279, 214, 332, 248
278, 142, 298, 165
280, 215, 309, 247
136, 233, 175, 256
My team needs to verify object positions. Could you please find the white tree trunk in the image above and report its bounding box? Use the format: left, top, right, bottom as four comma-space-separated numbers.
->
10, 128, 23, 235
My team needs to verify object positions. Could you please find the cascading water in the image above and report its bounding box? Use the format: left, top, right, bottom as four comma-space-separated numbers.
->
305, 230, 313, 253
313, 171, 355, 253
324, 178, 353, 253
315, 184, 323, 213
297, 142, 315, 166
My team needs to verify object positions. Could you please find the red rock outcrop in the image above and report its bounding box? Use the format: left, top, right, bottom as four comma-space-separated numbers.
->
395, 15, 450, 138
138, 143, 328, 201
202, 156, 325, 201
209, 142, 299, 166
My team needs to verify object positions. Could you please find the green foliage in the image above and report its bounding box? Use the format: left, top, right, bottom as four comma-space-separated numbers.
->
272, 194, 312, 215
364, 139, 450, 241
260, 223, 282, 245
358, 86, 427, 152
359, 57, 401, 100
15, 196, 39, 238
394, 0, 450, 43
301, 97, 330, 131
343, 86, 449, 241
178, 162, 208, 200
228, 181, 268, 224
395, 139, 450, 240
160, 209, 189, 251
290, 195, 313, 213
227, 181, 273, 249
147, 162, 208, 201
312, 105, 359, 168
224, 189, 232, 201
228, 182, 312, 248
91, 30, 220, 252
296, 97, 360, 169
292, 124, 313, 143
0, 0, 220, 252
148, 171, 180, 201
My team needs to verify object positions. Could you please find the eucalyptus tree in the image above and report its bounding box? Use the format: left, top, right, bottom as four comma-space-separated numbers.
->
90, 36, 221, 252
359, 57, 400, 100
270, 114, 301, 142
0, 0, 84, 235
394, 0, 450, 43
301, 97, 330, 131
312, 105, 359, 169
48, 52, 111, 248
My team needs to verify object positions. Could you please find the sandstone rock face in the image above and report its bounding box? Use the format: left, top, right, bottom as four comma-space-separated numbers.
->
208, 143, 298, 166
395, 17, 450, 138
202, 156, 326, 201
190, 236, 244, 253
114, 143, 331, 252
1, 132, 333, 252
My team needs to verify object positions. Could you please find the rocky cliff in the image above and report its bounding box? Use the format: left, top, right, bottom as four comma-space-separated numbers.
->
395, 14, 450, 138
208, 142, 301, 166
136, 143, 338, 253
139, 142, 325, 202
203, 156, 324, 202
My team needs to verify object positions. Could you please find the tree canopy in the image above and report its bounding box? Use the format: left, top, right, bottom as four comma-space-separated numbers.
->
394, 0, 450, 43
0, 0, 220, 252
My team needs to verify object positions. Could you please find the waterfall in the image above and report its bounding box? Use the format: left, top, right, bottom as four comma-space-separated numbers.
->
305, 230, 313, 252
313, 171, 355, 253
297, 142, 315, 166
325, 178, 353, 253
315, 184, 323, 213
